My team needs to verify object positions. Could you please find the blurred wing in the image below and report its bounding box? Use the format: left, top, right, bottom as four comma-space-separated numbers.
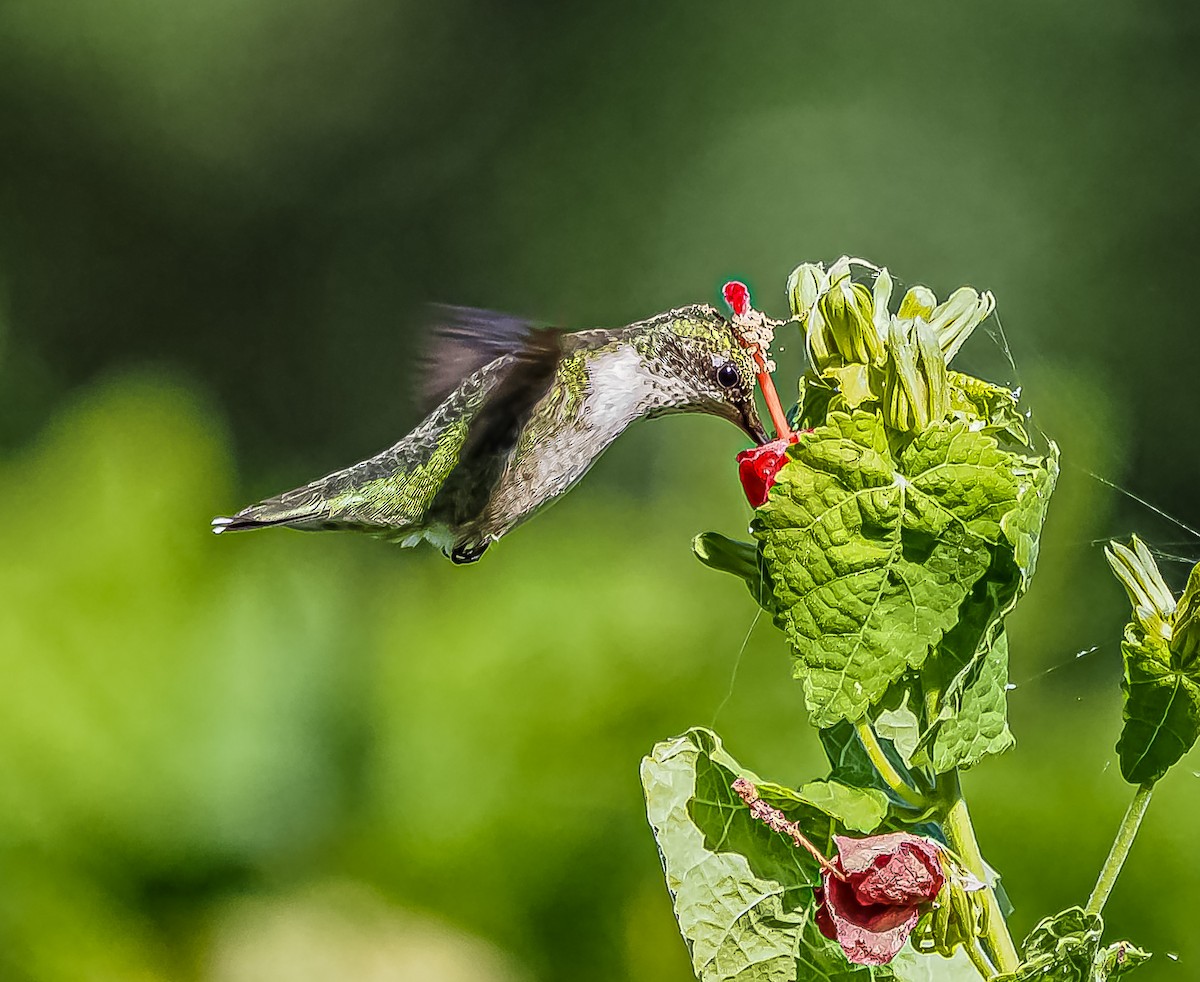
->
428, 316, 564, 528
418, 304, 554, 415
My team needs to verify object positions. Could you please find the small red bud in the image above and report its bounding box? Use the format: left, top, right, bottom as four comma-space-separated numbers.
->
722, 280, 751, 317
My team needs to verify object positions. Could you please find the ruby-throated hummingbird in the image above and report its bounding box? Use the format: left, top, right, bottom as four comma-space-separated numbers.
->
212, 303, 767, 563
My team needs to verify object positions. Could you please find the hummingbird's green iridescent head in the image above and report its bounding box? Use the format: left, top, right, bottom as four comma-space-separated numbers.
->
632, 304, 769, 444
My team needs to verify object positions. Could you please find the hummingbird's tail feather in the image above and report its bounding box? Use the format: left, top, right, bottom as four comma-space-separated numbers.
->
211, 461, 431, 538
210, 489, 340, 534
211, 504, 327, 534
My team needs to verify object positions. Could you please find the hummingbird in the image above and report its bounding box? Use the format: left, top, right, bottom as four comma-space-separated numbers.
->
212, 303, 768, 563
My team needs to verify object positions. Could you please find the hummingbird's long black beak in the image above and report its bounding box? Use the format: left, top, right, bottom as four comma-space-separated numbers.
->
740, 403, 770, 445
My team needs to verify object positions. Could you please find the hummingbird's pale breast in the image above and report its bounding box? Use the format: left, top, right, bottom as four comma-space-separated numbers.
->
462, 342, 685, 548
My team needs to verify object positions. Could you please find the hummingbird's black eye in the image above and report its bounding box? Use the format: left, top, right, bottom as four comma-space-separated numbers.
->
716, 362, 740, 388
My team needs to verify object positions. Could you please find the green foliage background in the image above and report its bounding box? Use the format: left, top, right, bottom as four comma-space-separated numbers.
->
1, 3, 1198, 980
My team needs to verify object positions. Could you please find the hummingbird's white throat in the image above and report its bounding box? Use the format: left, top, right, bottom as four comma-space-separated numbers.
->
584, 344, 688, 429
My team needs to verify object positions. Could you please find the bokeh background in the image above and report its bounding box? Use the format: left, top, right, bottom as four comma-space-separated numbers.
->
1, 2, 1198, 980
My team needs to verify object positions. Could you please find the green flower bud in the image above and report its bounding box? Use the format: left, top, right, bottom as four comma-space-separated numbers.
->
912, 854, 989, 959
817, 274, 884, 366
916, 319, 950, 423
1106, 536, 1200, 667
897, 285, 936, 321
1105, 536, 1176, 638
927, 287, 996, 364
884, 319, 922, 432
883, 319, 949, 434
872, 267, 894, 350
786, 262, 826, 319
1172, 564, 1200, 669
789, 258, 887, 373
804, 301, 836, 372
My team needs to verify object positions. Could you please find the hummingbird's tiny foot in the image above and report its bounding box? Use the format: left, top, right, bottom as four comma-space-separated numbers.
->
449, 543, 489, 565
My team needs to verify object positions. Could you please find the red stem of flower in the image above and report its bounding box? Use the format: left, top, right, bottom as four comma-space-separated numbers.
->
732, 777, 845, 880
751, 351, 793, 440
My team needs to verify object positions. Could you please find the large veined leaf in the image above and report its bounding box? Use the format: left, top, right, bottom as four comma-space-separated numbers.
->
754, 411, 1048, 727
1116, 623, 1200, 785
918, 445, 1058, 770
918, 631, 1014, 772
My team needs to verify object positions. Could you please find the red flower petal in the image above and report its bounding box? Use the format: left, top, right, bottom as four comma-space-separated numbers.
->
819, 865, 919, 966
813, 833, 946, 966
736, 433, 800, 507
834, 833, 945, 907
814, 886, 837, 941
722, 280, 752, 317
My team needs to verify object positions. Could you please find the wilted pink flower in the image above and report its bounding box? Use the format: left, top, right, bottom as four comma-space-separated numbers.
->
815, 833, 945, 966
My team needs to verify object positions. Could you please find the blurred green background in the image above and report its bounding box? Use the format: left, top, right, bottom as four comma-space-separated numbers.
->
1, 2, 1198, 979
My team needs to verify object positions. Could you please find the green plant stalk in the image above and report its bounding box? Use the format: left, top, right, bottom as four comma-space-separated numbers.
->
1085, 782, 1154, 916
964, 940, 995, 980
855, 721, 926, 809
939, 770, 1021, 975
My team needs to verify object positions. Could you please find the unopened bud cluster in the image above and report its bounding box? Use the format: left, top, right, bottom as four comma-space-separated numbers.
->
787, 257, 995, 435
912, 853, 990, 958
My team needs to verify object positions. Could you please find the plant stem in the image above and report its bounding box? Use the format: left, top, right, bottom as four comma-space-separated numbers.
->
965, 939, 996, 980
854, 721, 925, 809
939, 770, 1021, 975
1085, 782, 1154, 916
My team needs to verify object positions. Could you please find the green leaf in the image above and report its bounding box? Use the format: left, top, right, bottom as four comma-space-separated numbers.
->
641, 727, 897, 982
820, 721, 890, 792
874, 693, 922, 766
795, 374, 836, 431
817, 722, 936, 823
946, 372, 1030, 446
1116, 622, 1200, 785
755, 411, 1027, 726
912, 568, 1019, 773
922, 630, 1015, 771
993, 907, 1149, 982
1001, 441, 1059, 586
914, 447, 1056, 771
1016, 907, 1102, 980
754, 778, 889, 834
888, 945, 981, 981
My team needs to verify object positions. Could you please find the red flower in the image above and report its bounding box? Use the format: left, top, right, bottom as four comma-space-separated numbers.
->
815, 833, 946, 966
736, 434, 800, 507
